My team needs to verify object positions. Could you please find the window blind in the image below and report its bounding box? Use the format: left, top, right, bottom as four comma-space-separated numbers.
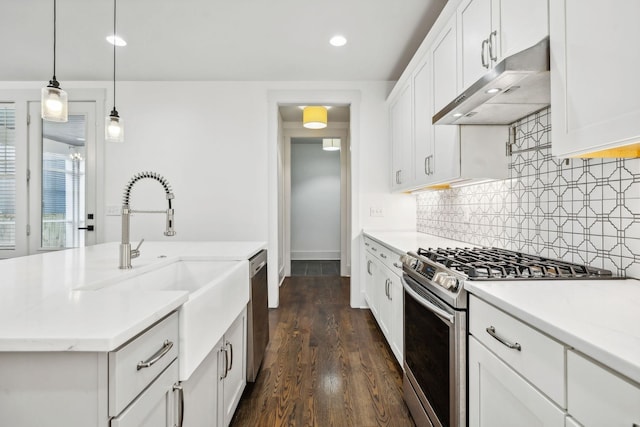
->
0, 105, 16, 248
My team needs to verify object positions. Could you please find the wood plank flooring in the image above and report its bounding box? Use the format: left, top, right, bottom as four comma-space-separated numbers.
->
231, 276, 415, 427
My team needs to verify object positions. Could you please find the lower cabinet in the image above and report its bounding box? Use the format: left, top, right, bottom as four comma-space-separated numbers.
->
363, 237, 403, 365
468, 336, 565, 427
181, 308, 247, 427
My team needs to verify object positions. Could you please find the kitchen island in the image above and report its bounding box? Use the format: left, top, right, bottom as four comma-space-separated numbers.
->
0, 240, 266, 427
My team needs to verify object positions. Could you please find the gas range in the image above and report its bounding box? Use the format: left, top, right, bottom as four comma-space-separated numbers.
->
401, 246, 615, 309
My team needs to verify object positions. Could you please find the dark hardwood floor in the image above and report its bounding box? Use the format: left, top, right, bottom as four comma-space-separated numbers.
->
231, 276, 415, 427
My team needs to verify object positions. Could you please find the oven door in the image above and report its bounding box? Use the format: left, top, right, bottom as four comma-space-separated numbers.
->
403, 273, 466, 427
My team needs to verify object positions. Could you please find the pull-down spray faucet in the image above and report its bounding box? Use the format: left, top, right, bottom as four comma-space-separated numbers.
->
119, 171, 175, 269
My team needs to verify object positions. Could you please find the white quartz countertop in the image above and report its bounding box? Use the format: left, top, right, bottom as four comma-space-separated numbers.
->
0, 241, 266, 352
365, 230, 640, 385
363, 230, 477, 254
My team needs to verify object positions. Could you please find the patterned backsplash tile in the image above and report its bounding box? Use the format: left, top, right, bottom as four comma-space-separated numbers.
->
416, 108, 640, 278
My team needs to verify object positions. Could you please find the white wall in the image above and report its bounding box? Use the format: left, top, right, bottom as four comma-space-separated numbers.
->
0, 80, 417, 308
290, 140, 340, 260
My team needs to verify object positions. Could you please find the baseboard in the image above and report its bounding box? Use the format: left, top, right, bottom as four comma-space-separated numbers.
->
291, 250, 340, 260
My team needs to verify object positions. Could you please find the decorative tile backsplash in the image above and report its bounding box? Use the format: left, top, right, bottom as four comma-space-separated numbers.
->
416, 108, 640, 278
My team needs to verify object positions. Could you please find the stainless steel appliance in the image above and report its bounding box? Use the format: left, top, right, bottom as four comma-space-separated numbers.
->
247, 249, 269, 382
401, 247, 614, 427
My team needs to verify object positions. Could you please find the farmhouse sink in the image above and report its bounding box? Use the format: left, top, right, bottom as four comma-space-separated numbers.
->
99, 259, 250, 381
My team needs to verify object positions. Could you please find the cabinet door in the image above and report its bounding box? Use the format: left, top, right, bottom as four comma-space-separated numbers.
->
390, 83, 413, 190
111, 362, 177, 427
567, 350, 640, 427
413, 58, 434, 186
181, 343, 220, 427
220, 311, 247, 427
432, 15, 461, 184
468, 337, 565, 427
493, 0, 547, 62
388, 271, 403, 365
550, 0, 640, 157
458, 0, 492, 91
376, 269, 392, 342
364, 252, 379, 318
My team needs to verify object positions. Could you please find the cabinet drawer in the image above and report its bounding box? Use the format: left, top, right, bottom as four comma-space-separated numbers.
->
469, 296, 565, 407
109, 312, 179, 416
567, 350, 640, 426
364, 237, 403, 277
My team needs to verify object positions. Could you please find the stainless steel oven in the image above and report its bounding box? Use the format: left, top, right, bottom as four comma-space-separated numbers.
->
402, 258, 467, 427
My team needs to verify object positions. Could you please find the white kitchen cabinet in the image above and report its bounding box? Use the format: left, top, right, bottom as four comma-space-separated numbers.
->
363, 237, 403, 365
111, 362, 178, 427
567, 350, 640, 427
565, 417, 581, 427
181, 345, 220, 427
413, 57, 434, 186
390, 82, 413, 191
0, 312, 179, 427
457, 0, 548, 92
219, 309, 246, 427
550, 0, 640, 158
468, 336, 565, 427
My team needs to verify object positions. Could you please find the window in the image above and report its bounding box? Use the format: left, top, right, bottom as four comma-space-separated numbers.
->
0, 104, 16, 249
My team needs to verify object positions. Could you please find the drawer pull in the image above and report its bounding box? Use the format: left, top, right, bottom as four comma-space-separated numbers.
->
136, 340, 174, 370
220, 346, 229, 380
226, 341, 234, 373
380, 253, 387, 259
393, 262, 402, 269
371, 247, 377, 252
486, 326, 522, 351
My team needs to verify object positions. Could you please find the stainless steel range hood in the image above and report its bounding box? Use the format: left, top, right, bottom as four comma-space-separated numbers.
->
433, 37, 550, 125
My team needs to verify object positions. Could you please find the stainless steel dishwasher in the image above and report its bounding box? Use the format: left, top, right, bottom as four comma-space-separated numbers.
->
247, 249, 269, 382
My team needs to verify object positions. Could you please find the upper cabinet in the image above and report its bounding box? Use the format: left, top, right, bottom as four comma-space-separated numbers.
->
550, 0, 640, 158
458, 0, 549, 92
413, 58, 434, 185
390, 82, 413, 191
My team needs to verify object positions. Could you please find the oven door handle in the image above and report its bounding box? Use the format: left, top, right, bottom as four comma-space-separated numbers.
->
403, 280, 455, 325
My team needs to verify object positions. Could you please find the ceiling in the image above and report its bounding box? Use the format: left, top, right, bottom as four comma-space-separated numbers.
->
1, 0, 448, 82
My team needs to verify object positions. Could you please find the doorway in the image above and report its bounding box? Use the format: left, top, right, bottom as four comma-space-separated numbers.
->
0, 90, 102, 259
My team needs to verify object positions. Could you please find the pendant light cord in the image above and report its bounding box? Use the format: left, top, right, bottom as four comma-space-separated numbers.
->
52, 0, 57, 80
112, 0, 117, 111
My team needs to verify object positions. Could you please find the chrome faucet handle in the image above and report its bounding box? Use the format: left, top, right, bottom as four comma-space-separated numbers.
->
131, 238, 144, 259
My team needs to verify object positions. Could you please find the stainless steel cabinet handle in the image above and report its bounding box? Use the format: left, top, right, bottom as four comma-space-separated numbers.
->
481, 39, 489, 68
371, 247, 377, 252
380, 253, 387, 259
173, 384, 184, 427
220, 346, 229, 380
424, 156, 429, 175
488, 30, 497, 61
365, 242, 370, 247
385, 279, 390, 298
486, 326, 522, 351
387, 279, 392, 301
395, 170, 400, 184
393, 262, 402, 269
367, 260, 372, 275
429, 155, 433, 175
136, 340, 173, 370
226, 341, 233, 373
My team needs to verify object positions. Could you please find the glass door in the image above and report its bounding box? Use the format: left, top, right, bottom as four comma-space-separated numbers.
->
28, 101, 97, 253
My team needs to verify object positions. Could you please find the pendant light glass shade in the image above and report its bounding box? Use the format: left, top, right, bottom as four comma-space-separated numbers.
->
303, 106, 327, 129
41, 82, 68, 122
105, 109, 124, 142
322, 138, 340, 151
41, 0, 68, 122
106, 0, 124, 142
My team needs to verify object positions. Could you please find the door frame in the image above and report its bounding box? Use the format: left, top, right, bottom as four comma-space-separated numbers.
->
0, 88, 106, 258
267, 90, 361, 309
282, 124, 350, 278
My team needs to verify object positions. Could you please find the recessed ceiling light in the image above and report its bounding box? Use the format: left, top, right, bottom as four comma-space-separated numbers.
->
106, 35, 127, 46
329, 35, 347, 47
485, 87, 501, 94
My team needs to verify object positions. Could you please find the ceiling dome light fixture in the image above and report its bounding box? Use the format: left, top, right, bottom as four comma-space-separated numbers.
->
303, 106, 327, 129
329, 35, 347, 47
41, 0, 68, 122
322, 138, 341, 151
105, 0, 124, 142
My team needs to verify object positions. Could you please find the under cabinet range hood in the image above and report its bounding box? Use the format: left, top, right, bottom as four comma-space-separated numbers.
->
433, 37, 550, 125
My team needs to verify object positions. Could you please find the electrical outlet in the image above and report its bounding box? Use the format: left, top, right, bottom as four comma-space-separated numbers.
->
106, 205, 121, 216
370, 207, 384, 217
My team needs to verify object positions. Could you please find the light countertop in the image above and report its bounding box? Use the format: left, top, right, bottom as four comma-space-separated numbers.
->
0, 241, 266, 352
364, 230, 640, 386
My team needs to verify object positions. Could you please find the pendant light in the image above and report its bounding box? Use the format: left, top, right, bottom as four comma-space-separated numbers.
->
303, 106, 327, 129
41, 0, 68, 122
322, 138, 340, 151
105, 0, 124, 142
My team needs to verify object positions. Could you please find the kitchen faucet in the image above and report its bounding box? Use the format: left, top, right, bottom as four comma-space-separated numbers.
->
119, 171, 175, 269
